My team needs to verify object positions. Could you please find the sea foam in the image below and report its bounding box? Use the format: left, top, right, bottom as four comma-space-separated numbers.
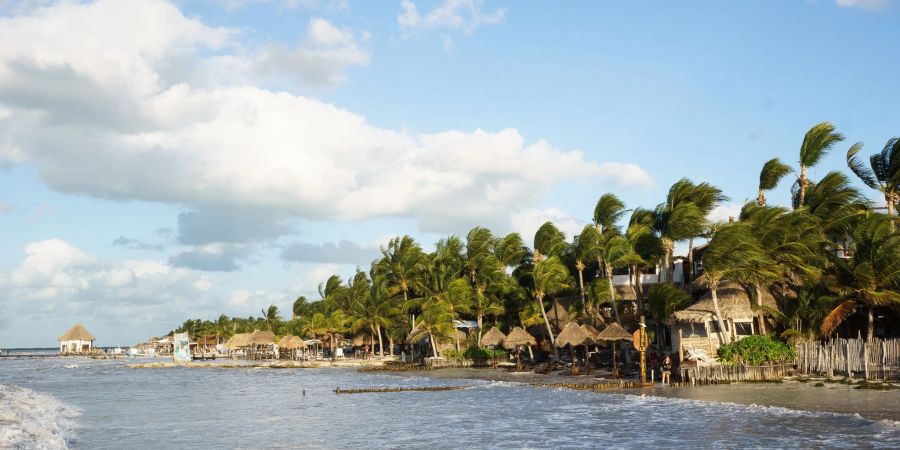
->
0, 384, 79, 450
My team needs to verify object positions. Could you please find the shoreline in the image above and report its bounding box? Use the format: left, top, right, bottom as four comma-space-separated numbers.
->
410, 367, 900, 422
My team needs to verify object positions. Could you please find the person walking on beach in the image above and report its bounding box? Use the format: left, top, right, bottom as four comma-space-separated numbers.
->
661, 354, 672, 386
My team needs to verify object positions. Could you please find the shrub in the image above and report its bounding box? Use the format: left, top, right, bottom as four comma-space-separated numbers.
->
442, 349, 465, 361
716, 335, 795, 366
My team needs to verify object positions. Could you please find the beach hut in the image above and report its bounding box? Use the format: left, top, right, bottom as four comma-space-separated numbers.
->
278, 335, 307, 360
246, 330, 276, 359
596, 323, 632, 378
555, 322, 592, 375
58, 324, 95, 355
671, 282, 777, 360
503, 327, 536, 371
481, 327, 506, 369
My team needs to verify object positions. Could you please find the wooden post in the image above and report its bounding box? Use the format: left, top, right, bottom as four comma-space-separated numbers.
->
863, 341, 869, 380
846, 340, 852, 378
678, 328, 684, 363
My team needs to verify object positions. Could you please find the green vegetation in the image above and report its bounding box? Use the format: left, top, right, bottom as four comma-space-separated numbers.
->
163, 123, 900, 360
717, 335, 796, 365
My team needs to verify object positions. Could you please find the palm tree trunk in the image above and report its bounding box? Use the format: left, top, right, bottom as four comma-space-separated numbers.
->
687, 238, 694, 284
606, 267, 622, 326
429, 332, 439, 358
867, 305, 875, 341
570, 345, 578, 375
376, 324, 385, 357
633, 265, 645, 313
477, 314, 483, 347
536, 294, 560, 359
754, 283, 767, 336
388, 335, 394, 356
710, 284, 731, 345
455, 330, 460, 352
577, 267, 586, 311
757, 189, 766, 207
797, 165, 808, 208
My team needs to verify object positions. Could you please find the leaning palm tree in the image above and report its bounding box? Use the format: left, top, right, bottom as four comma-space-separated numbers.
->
573, 224, 602, 317
531, 252, 570, 359
796, 122, 845, 208
292, 296, 308, 320
847, 137, 900, 217
757, 157, 793, 207
821, 213, 900, 341
661, 178, 727, 282
260, 305, 281, 331
534, 221, 567, 259
696, 223, 777, 345
593, 193, 627, 234
601, 234, 640, 325
374, 236, 426, 330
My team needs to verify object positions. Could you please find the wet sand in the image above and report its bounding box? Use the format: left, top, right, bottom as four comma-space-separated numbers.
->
418, 368, 900, 421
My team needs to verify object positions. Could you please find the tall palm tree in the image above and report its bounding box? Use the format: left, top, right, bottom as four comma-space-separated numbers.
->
847, 137, 900, 217
646, 283, 693, 346
593, 193, 627, 234
800, 171, 869, 241
757, 157, 793, 207
292, 296, 308, 320
821, 213, 900, 341
260, 305, 281, 331
603, 233, 641, 322
796, 122, 844, 208
375, 236, 426, 330
531, 253, 570, 359
653, 198, 704, 284
573, 224, 602, 318
534, 221, 567, 259
696, 223, 777, 345
660, 178, 728, 283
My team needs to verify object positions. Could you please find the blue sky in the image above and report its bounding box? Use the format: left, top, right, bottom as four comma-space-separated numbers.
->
0, 0, 898, 347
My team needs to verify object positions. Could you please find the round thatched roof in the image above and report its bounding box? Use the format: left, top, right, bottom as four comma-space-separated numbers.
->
248, 330, 276, 345
481, 327, 506, 347
555, 322, 592, 347
278, 335, 307, 349
672, 281, 777, 323
596, 323, 632, 341
224, 333, 251, 350
503, 327, 536, 348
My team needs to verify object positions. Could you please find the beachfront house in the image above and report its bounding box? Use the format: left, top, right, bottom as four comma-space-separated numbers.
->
670, 282, 777, 360
58, 323, 95, 355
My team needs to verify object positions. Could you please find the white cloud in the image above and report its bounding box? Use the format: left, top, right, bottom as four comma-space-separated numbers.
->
0, 239, 215, 320
398, 0, 505, 35
706, 203, 742, 224
510, 207, 586, 246
835, 0, 890, 10
0, 0, 652, 239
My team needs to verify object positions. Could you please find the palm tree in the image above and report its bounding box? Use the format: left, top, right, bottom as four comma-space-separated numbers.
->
757, 157, 793, 207
534, 221, 567, 259
594, 193, 627, 234
659, 178, 727, 283
696, 223, 777, 345
416, 297, 456, 357
796, 122, 845, 208
821, 213, 900, 341
847, 137, 900, 217
465, 226, 504, 344
531, 253, 570, 359
292, 296, 308, 320
573, 224, 601, 318
800, 171, 869, 241
260, 305, 281, 331
375, 236, 426, 330
646, 283, 693, 346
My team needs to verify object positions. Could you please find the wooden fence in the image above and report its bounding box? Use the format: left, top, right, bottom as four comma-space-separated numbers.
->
680, 363, 792, 385
795, 337, 900, 381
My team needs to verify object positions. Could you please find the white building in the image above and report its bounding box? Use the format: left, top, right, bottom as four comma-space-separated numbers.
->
58, 324, 95, 355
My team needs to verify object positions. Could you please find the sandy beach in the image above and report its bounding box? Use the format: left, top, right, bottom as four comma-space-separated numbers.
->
415, 368, 900, 422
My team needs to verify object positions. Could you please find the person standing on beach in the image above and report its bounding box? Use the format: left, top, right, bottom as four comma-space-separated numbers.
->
661, 354, 672, 385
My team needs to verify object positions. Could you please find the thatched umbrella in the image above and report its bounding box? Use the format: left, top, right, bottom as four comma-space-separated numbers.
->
556, 322, 592, 375
481, 327, 506, 369
596, 323, 632, 378
503, 327, 536, 371
481, 327, 506, 347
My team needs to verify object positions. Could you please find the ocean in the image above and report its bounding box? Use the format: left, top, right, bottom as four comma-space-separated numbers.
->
1, 356, 898, 449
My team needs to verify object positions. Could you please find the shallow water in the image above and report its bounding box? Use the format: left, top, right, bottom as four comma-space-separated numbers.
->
1, 357, 898, 449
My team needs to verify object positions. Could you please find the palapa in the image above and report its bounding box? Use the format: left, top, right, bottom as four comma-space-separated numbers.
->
581, 324, 601, 342
596, 323, 632, 341
503, 327, 536, 348
555, 322, 592, 348
248, 330, 276, 345
224, 333, 251, 350
672, 281, 777, 323
481, 327, 506, 347
58, 324, 95, 342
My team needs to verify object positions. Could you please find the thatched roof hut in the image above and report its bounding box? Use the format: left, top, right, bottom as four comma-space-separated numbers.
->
596, 323, 632, 341
481, 327, 506, 347
58, 324, 95, 342
352, 334, 374, 347
278, 335, 307, 350
672, 282, 776, 323
248, 330, 276, 345
555, 322, 592, 348
503, 327, 536, 348
224, 333, 252, 350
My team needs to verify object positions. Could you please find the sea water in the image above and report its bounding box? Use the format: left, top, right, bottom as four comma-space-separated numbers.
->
0, 357, 898, 449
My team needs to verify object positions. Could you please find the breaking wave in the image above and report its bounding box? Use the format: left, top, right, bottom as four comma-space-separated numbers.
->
0, 384, 79, 449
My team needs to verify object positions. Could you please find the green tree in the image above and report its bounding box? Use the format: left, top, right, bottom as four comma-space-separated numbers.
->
531, 253, 570, 358
757, 157, 793, 207
260, 305, 281, 331
847, 137, 900, 218
796, 122, 844, 208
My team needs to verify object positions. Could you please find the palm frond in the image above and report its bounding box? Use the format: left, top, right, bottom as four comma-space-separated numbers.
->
759, 157, 793, 191
800, 121, 844, 167
821, 299, 856, 336
846, 142, 882, 190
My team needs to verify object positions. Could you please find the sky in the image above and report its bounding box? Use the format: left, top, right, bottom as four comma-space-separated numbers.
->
0, 0, 898, 347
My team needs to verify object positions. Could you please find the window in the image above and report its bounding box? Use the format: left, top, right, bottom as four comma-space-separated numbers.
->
612, 267, 630, 276
734, 322, 753, 336
708, 320, 729, 333
644, 265, 657, 275
680, 323, 706, 338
